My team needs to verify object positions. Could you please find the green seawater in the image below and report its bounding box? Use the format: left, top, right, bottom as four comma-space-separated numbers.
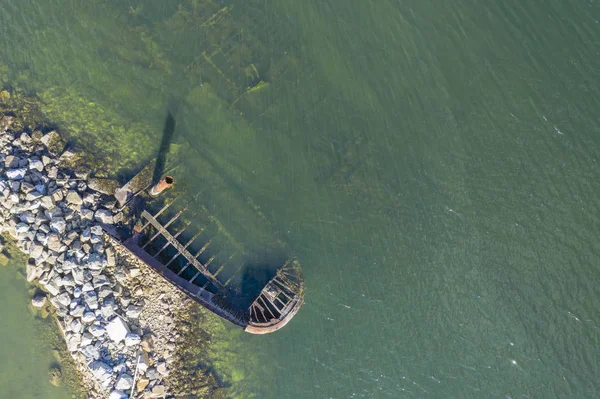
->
2, 0, 600, 398
0, 260, 74, 399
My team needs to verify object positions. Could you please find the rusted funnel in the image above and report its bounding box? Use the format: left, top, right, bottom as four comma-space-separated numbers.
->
149, 176, 174, 197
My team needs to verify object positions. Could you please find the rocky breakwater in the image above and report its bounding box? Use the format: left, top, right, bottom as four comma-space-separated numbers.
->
0, 114, 174, 399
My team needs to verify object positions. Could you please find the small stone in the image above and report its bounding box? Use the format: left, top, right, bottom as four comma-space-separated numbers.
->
66, 333, 81, 352
151, 385, 165, 397
94, 209, 114, 224
41, 155, 52, 166
50, 217, 67, 234
80, 345, 100, 360
20, 182, 35, 193
84, 290, 99, 310
46, 233, 62, 252
89, 323, 106, 337
156, 362, 167, 376
124, 333, 141, 347
108, 390, 128, 399
29, 159, 44, 172
6, 168, 27, 180
89, 361, 113, 383
82, 312, 97, 323
126, 305, 143, 319
15, 223, 30, 234
4, 155, 20, 168
31, 294, 47, 308
106, 317, 129, 343
70, 304, 85, 317
136, 378, 150, 392
114, 374, 133, 390
80, 332, 94, 346
66, 190, 83, 205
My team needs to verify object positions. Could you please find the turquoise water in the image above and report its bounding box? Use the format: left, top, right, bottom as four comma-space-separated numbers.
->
2, 0, 600, 398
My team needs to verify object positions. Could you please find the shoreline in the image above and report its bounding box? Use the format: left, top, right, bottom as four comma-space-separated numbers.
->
0, 91, 227, 398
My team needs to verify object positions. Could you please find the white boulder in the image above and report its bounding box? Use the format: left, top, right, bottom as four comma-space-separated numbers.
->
106, 317, 130, 343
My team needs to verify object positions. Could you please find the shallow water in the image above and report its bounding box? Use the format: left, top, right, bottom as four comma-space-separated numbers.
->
0, 260, 73, 399
2, 0, 600, 398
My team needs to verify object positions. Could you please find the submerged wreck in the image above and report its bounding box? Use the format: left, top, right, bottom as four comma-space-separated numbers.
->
106, 165, 305, 334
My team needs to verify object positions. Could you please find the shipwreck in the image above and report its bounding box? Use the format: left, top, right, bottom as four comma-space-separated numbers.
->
103, 163, 304, 334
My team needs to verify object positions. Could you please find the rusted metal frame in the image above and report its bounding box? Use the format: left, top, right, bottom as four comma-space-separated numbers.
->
274, 296, 287, 309
180, 240, 213, 279
213, 252, 237, 278
258, 296, 278, 319
139, 198, 177, 233
189, 268, 202, 283
152, 217, 196, 258
140, 210, 221, 287
275, 272, 302, 293
270, 279, 294, 300
253, 303, 267, 323
174, 229, 206, 276
141, 207, 187, 250
250, 305, 259, 322
223, 262, 246, 287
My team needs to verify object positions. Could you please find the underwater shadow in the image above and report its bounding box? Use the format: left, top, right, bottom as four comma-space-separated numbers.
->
151, 104, 178, 185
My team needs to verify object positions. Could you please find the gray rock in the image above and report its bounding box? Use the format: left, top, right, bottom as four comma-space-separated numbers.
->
70, 304, 85, 318
80, 332, 94, 346
66, 332, 82, 352
94, 209, 114, 224
15, 223, 29, 234
29, 242, 44, 258
146, 367, 159, 380
92, 275, 110, 288
84, 290, 99, 310
114, 374, 133, 390
106, 317, 129, 343
70, 318, 83, 333
89, 360, 113, 383
44, 281, 61, 296
108, 390, 128, 399
80, 208, 94, 220
25, 190, 44, 201
106, 247, 116, 267
151, 385, 165, 398
39, 196, 54, 209
71, 267, 84, 285
86, 252, 105, 270
82, 282, 94, 292
156, 362, 167, 376
55, 292, 72, 307
31, 294, 47, 308
97, 285, 113, 299
100, 303, 116, 319
26, 263, 44, 282
66, 190, 83, 205
124, 333, 141, 347
80, 344, 100, 360
20, 182, 35, 193
29, 159, 44, 172
89, 323, 106, 337
41, 155, 52, 166
6, 168, 27, 180
4, 155, 20, 168
46, 233, 62, 252
82, 312, 97, 324
50, 217, 66, 234
125, 305, 143, 319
